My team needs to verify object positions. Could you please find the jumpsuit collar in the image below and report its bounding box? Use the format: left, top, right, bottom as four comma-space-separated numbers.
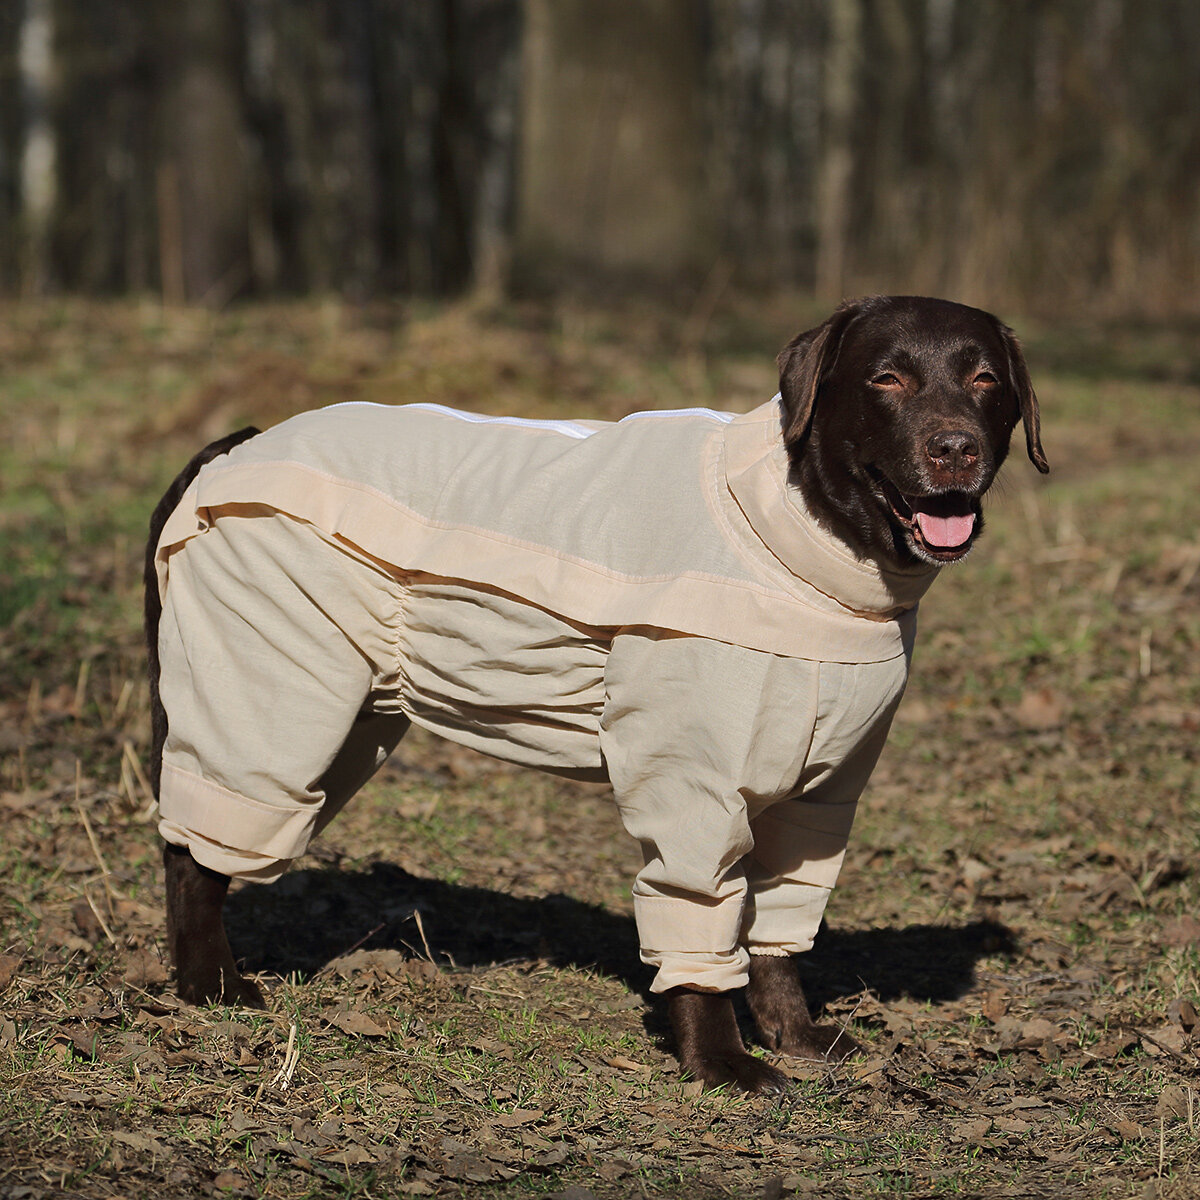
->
723, 398, 940, 619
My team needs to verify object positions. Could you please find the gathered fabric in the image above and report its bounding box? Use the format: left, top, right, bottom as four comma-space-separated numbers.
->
155, 399, 934, 992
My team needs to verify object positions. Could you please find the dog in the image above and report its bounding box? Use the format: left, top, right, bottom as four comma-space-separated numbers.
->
145, 296, 1046, 1093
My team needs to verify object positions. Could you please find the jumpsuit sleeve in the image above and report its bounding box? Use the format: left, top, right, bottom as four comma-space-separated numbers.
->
599, 630, 823, 994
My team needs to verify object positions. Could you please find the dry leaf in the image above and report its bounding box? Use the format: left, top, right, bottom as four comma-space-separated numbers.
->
0, 954, 21, 991
72, 902, 105, 942
1168, 998, 1198, 1031
1013, 687, 1065, 730
326, 1007, 388, 1037
982, 990, 1010, 1022
529, 1144, 570, 1168
494, 1108, 544, 1128
951, 1116, 993, 1144
1019, 1018, 1060, 1045
603, 1053, 649, 1072
327, 948, 409, 979
1157, 1085, 1190, 1120
993, 1116, 1032, 1135
110, 1130, 170, 1157
1114, 1120, 1152, 1141
853, 1056, 889, 1080
1140, 1025, 1188, 1057
959, 856, 993, 886
124, 948, 169, 987
1162, 917, 1200, 948
1089, 1032, 1139, 1059
321, 1146, 377, 1166
439, 1136, 517, 1183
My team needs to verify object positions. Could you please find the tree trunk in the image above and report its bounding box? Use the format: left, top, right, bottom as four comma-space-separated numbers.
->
18, 0, 57, 296
815, 0, 860, 302
158, 0, 250, 305
514, 0, 712, 291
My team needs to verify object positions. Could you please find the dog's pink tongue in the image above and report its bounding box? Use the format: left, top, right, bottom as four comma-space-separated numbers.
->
916, 510, 976, 548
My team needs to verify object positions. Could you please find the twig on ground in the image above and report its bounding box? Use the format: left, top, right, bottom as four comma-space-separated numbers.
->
122, 740, 154, 810
75, 761, 117, 922
81, 885, 118, 947
270, 1022, 300, 1092
412, 909, 434, 963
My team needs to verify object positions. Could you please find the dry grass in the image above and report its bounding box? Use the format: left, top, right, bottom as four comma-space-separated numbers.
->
1, 297, 1198, 1199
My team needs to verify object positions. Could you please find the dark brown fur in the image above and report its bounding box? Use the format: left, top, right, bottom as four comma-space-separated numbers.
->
776, 295, 1046, 569
148, 298, 1046, 1092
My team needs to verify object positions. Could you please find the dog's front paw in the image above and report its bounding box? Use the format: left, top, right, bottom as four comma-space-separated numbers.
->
746, 954, 861, 1064
775, 1021, 861, 1063
667, 987, 792, 1094
681, 1050, 791, 1094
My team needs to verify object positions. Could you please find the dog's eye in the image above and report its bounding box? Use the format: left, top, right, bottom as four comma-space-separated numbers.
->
973, 371, 999, 387
870, 373, 904, 389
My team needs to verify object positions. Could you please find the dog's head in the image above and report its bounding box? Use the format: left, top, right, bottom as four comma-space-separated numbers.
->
777, 295, 1048, 568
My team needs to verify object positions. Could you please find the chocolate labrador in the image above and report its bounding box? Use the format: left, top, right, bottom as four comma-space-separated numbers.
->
670, 296, 1046, 1089
146, 295, 1046, 1092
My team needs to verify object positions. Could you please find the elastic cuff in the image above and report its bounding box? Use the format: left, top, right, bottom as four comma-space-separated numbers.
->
159, 818, 292, 883
159, 761, 318, 862
740, 880, 833, 955
642, 947, 751, 994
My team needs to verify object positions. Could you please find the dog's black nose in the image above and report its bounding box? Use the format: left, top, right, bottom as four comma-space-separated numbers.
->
926, 429, 979, 468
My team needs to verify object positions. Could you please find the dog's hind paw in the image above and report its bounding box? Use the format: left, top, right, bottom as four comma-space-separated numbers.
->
745, 954, 862, 1064
177, 962, 266, 1009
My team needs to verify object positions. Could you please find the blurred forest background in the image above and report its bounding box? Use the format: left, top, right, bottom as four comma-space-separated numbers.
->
1, 0, 1198, 316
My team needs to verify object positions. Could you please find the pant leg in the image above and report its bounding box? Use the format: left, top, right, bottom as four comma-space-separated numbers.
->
156, 509, 405, 882
312, 709, 411, 838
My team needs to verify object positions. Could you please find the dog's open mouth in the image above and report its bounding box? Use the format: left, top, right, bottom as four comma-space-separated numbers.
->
875, 475, 980, 562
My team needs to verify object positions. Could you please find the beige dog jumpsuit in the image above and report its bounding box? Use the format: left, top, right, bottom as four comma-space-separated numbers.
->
153, 399, 939, 993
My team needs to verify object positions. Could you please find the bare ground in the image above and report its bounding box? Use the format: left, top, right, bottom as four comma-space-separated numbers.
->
1, 299, 1198, 1199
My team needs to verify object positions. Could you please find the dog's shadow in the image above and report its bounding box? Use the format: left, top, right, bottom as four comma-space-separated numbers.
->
225, 862, 1015, 1035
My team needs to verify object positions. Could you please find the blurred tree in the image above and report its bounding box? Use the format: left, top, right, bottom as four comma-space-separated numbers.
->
814, 0, 859, 301
157, 0, 251, 304
707, 0, 822, 289
18, 0, 57, 296
513, 0, 712, 291
55, 2, 157, 293
0, 0, 1198, 315
245, 0, 380, 297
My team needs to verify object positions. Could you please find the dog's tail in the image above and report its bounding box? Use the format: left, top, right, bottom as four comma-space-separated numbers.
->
145, 428, 261, 801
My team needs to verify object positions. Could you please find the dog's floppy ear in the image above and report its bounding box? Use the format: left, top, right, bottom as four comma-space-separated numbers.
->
776, 300, 861, 445
997, 322, 1049, 474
